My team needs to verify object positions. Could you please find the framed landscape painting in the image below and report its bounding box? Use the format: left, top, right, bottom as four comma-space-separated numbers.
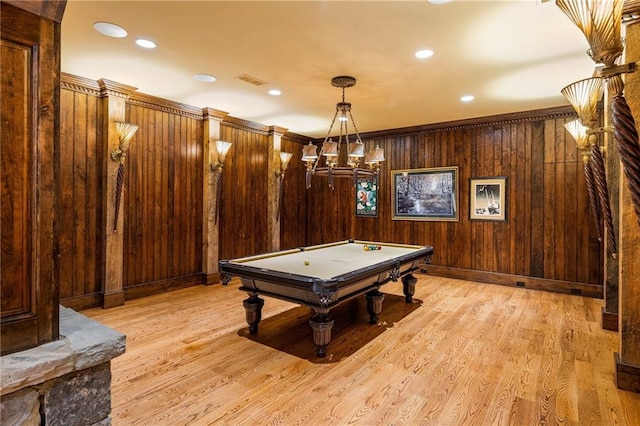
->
356, 178, 378, 217
469, 177, 508, 222
391, 167, 458, 221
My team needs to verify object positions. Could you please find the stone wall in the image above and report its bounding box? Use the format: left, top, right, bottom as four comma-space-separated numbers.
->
1, 307, 126, 425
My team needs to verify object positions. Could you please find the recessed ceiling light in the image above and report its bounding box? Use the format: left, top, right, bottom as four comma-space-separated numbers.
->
268, 89, 282, 96
415, 49, 434, 59
194, 74, 216, 83
428, 0, 453, 4
93, 22, 127, 38
135, 38, 157, 49
460, 95, 475, 102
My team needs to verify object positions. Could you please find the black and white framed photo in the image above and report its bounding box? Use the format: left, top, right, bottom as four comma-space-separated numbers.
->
469, 177, 508, 222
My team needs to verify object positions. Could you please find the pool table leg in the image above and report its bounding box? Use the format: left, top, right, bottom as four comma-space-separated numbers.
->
366, 290, 385, 324
402, 274, 417, 303
243, 294, 264, 334
309, 313, 334, 358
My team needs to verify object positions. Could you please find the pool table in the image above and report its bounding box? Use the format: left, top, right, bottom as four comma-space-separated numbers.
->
219, 240, 433, 357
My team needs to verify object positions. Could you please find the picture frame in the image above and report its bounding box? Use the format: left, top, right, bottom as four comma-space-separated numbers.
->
391, 167, 458, 221
469, 177, 508, 222
355, 178, 378, 217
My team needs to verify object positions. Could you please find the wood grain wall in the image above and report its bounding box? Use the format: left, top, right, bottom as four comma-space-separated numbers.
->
306, 107, 602, 295
58, 74, 602, 309
122, 96, 204, 297
58, 78, 104, 308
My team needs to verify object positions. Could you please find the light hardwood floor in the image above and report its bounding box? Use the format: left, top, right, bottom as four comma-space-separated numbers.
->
82, 275, 640, 425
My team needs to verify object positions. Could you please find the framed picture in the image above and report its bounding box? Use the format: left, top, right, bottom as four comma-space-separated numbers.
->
356, 178, 378, 217
469, 177, 508, 222
391, 167, 458, 221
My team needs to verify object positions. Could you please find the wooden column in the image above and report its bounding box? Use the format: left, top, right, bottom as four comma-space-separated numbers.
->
202, 107, 229, 284
0, 0, 66, 354
98, 79, 137, 308
267, 126, 288, 253
615, 10, 640, 393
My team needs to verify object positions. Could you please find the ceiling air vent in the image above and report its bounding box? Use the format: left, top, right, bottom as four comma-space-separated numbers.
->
236, 74, 267, 86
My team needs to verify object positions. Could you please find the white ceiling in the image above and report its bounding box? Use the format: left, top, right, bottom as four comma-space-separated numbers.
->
61, 0, 596, 138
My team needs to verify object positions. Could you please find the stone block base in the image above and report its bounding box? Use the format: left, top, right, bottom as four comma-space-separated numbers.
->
1, 307, 125, 425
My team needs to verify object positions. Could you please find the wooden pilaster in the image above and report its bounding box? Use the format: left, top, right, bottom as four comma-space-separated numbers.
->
98, 79, 137, 308
615, 11, 640, 393
202, 107, 229, 284
267, 126, 288, 253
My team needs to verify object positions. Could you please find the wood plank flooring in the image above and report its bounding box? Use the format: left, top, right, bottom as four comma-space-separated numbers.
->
82, 276, 640, 425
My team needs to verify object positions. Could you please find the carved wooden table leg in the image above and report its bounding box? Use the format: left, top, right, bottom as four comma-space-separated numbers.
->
402, 274, 417, 303
366, 290, 385, 324
242, 294, 264, 334
309, 313, 334, 358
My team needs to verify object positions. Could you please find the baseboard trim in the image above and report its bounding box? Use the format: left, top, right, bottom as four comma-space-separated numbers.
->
102, 291, 125, 309
423, 265, 603, 298
615, 352, 640, 394
602, 308, 619, 331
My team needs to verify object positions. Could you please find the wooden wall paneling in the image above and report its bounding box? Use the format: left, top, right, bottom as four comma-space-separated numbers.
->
279, 137, 308, 250
74, 92, 88, 297
543, 119, 557, 280
492, 125, 508, 274
497, 124, 512, 274
507, 124, 517, 275
86, 93, 101, 298
457, 129, 473, 271
193, 119, 204, 274
219, 125, 270, 259
59, 88, 76, 301
178, 114, 187, 276
166, 112, 176, 278
563, 117, 579, 284
515, 122, 531, 277
529, 120, 546, 278
159, 110, 169, 282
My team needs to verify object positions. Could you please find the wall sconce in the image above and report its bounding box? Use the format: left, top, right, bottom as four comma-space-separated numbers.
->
211, 140, 232, 224
565, 119, 602, 241
211, 140, 232, 173
556, 0, 640, 228
276, 152, 293, 218
111, 121, 139, 232
562, 78, 616, 255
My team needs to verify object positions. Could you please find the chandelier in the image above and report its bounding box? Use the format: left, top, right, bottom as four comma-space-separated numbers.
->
302, 76, 385, 189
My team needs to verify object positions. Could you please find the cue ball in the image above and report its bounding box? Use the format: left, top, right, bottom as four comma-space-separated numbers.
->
304, 260, 310, 265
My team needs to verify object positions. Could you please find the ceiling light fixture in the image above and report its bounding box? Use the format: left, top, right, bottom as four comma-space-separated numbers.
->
93, 22, 127, 38
415, 49, 434, 59
194, 74, 216, 83
460, 95, 474, 102
268, 89, 282, 96
135, 38, 157, 49
302, 76, 384, 189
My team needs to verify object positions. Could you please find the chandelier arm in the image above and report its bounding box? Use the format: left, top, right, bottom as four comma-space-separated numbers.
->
348, 110, 365, 142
